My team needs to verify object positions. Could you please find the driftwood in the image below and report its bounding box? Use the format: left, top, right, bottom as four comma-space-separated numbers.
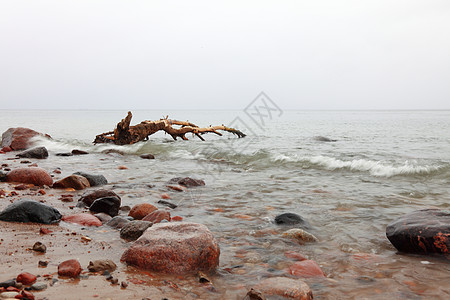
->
93, 111, 246, 145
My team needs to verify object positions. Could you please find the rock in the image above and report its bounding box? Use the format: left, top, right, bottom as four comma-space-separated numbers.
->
55, 152, 73, 157
288, 260, 325, 278
30, 282, 47, 291
21, 290, 35, 300
142, 210, 171, 224
16, 272, 37, 285
16, 147, 48, 159
275, 213, 310, 228
285, 251, 307, 261
386, 209, 450, 254
253, 277, 313, 300
0, 291, 20, 298
282, 229, 318, 244
78, 190, 120, 207
38, 260, 48, 267
157, 199, 177, 209
73, 172, 108, 187
121, 222, 220, 274
0, 280, 15, 288
53, 175, 90, 190
94, 212, 112, 223
58, 259, 82, 278
0, 199, 61, 224
106, 216, 130, 229
243, 288, 266, 300
120, 220, 153, 241
32, 242, 47, 253
62, 213, 102, 227
89, 197, 121, 217
6, 167, 53, 186
140, 153, 155, 159
1, 127, 49, 151
87, 260, 117, 272
72, 149, 88, 155
128, 203, 158, 220
168, 177, 205, 187
313, 136, 337, 142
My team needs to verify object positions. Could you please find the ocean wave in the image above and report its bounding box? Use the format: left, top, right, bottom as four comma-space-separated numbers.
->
274, 154, 445, 177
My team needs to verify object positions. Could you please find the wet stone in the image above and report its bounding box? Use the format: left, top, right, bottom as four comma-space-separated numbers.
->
55, 152, 73, 157
275, 213, 310, 228
106, 216, 130, 229
78, 189, 121, 207
32, 241, 47, 253
73, 172, 108, 186
17, 147, 48, 159
30, 282, 47, 290
0, 199, 62, 224
120, 220, 153, 241
157, 199, 177, 209
88, 260, 117, 273
89, 196, 121, 217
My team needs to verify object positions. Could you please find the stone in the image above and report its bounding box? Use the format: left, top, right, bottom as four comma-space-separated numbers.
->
106, 216, 130, 229
140, 153, 155, 159
21, 290, 35, 300
6, 167, 52, 186
386, 208, 450, 254
16, 272, 37, 285
72, 149, 88, 155
288, 260, 325, 278
0, 291, 19, 298
78, 190, 121, 207
120, 220, 153, 241
30, 282, 47, 290
89, 197, 121, 217
87, 260, 117, 272
73, 172, 108, 186
168, 177, 205, 187
253, 277, 313, 300
275, 213, 310, 228
243, 288, 266, 300
0, 280, 15, 288
58, 259, 82, 278
0, 199, 61, 224
121, 222, 220, 274
157, 199, 177, 209
53, 175, 90, 190
62, 213, 102, 227
128, 203, 158, 220
16, 147, 48, 159
55, 152, 73, 157
282, 229, 318, 244
142, 210, 171, 224
32, 242, 47, 253
1, 127, 49, 151
94, 212, 112, 223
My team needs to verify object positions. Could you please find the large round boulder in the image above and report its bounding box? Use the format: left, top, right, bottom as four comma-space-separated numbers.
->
0, 199, 61, 224
386, 209, 450, 254
6, 167, 53, 186
121, 222, 220, 274
1, 127, 50, 151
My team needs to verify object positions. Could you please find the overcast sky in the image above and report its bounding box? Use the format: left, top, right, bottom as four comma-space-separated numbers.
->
1, 0, 449, 110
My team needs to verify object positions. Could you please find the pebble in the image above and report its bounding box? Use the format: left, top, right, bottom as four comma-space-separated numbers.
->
120, 281, 128, 289
282, 229, 318, 244
31, 282, 47, 290
32, 241, 47, 253
0, 291, 19, 299
38, 261, 49, 267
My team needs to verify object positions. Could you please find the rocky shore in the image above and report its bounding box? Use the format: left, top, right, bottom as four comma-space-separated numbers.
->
1, 127, 449, 299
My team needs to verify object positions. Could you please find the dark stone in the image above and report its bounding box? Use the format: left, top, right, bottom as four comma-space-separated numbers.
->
72, 149, 89, 155
32, 242, 47, 253
73, 172, 108, 187
168, 177, 205, 187
140, 153, 155, 159
94, 212, 112, 223
17, 147, 48, 159
157, 199, 178, 209
275, 213, 310, 228
386, 209, 450, 254
89, 197, 121, 217
120, 220, 153, 241
0, 171, 7, 182
55, 153, 73, 157
0, 199, 61, 224
0, 279, 16, 288
106, 216, 130, 229
244, 288, 266, 300
78, 189, 120, 207
313, 136, 337, 142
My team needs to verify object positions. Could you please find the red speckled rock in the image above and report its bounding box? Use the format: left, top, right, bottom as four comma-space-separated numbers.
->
386, 209, 450, 254
6, 167, 52, 186
121, 222, 220, 274
53, 175, 90, 190
16, 272, 37, 285
142, 210, 171, 224
128, 203, 158, 220
62, 213, 102, 227
1, 127, 50, 151
58, 259, 82, 278
288, 260, 325, 278
253, 277, 313, 300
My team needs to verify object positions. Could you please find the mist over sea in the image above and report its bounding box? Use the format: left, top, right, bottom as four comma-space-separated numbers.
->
1, 109, 450, 298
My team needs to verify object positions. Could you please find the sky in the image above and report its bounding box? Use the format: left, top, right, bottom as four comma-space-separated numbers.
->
0, 0, 449, 110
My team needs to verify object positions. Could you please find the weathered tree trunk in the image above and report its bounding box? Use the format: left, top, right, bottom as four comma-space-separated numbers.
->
93, 112, 245, 145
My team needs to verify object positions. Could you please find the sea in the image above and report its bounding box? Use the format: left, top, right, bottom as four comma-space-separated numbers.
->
1, 109, 450, 299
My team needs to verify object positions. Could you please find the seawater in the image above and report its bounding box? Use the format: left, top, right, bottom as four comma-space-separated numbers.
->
1, 110, 450, 299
